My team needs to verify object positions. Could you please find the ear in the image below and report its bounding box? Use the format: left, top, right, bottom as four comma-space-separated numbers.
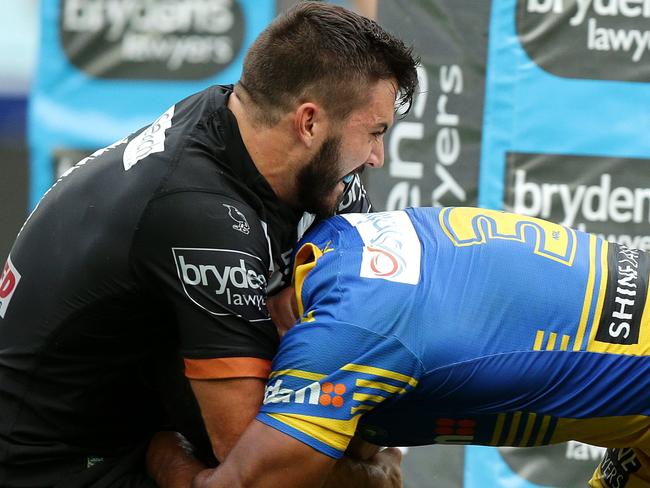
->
293, 102, 325, 148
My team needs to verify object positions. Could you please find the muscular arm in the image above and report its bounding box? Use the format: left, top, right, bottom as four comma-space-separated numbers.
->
148, 377, 402, 488
189, 377, 266, 461
146, 377, 266, 487
193, 420, 334, 488
192, 420, 402, 488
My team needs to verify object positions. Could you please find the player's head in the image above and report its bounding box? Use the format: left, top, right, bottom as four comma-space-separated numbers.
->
237, 1, 417, 126
237, 2, 418, 217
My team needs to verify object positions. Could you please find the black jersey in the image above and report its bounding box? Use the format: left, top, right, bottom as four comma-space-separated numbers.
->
0, 85, 371, 487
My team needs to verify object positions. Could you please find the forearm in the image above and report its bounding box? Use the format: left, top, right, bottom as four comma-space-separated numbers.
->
191, 448, 331, 488
147, 378, 265, 487
193, 450, 402, 488
190, 419, 336, 488
191, 463, 246, 488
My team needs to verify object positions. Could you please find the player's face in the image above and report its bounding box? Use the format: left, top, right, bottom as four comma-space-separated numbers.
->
296, 133, 344, 219
297, 78, 397, 218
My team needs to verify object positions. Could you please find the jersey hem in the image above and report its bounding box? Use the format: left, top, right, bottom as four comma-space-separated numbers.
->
256, 412, 344, 459
184, 357, 271, 380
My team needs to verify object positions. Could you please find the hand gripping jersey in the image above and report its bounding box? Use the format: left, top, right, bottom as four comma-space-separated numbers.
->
0, 85, 371, 487
257, 207, 650, 487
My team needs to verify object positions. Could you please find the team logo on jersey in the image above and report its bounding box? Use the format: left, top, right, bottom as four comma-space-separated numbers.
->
0, 256, 21, 319
123, 105, 175, 171
172, 247, 268, 320
595, 244, 650, 345
223, 204, 250, 235
342, 212, 421, 285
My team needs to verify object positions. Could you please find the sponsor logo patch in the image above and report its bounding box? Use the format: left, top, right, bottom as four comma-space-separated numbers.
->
123, 105, 175, 170
172, 247, 268, 320
595, 244, 650, 345
597, 448, 641, 488
0, 256, 21, 319
223, 204, 250, 235
263, 379, 346, 408
86, 456, 104, 468
434, 418, 476, 445
342, 211, 421, 285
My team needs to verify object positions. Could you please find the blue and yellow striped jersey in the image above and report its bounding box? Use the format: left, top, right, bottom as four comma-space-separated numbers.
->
256, 207, 650, 459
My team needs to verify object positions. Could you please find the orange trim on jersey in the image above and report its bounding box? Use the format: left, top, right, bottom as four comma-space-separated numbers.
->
184, 357, 272, 380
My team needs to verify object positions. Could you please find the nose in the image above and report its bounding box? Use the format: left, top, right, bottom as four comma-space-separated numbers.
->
365, 139, 385, 169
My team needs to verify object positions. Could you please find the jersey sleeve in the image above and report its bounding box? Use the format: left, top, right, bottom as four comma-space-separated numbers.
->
256, 239, 422, 458
131, 191, 278, 380
256, 320, 422, 458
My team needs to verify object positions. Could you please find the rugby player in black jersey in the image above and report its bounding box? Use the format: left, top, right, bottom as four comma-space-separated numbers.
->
0, 2, 417, 487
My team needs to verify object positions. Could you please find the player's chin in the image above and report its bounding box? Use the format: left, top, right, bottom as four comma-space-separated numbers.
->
332, 181, 347, 208
314, 187, 344, 219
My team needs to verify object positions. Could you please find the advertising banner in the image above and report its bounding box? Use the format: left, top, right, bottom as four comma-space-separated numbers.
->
29, 0, 275, 206
364, 0, 491, 211
506, 152, 650, 249
481, 0, 650, 247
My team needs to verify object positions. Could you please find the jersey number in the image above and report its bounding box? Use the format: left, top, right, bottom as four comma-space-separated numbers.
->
438, 207, 577, 266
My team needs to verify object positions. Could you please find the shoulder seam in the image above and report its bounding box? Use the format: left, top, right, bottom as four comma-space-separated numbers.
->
146, 188, 256, 210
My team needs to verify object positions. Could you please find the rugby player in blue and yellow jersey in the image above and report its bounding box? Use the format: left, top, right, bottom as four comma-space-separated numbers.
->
195, 207, 650, 488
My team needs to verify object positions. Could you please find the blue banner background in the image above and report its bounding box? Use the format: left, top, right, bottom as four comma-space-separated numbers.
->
28, 0, 274, 207
479, 0, 650, 210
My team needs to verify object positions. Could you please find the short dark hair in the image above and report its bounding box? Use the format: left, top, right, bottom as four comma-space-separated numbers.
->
237, 1, 419, 125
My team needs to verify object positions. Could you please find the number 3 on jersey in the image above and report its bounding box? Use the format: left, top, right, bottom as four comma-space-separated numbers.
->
438, 207, 577, 266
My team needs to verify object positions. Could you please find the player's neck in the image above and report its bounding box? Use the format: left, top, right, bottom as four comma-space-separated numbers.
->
228, 92, 306, 208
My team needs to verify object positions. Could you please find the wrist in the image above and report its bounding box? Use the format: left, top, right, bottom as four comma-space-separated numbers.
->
147, 431, 206, 487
